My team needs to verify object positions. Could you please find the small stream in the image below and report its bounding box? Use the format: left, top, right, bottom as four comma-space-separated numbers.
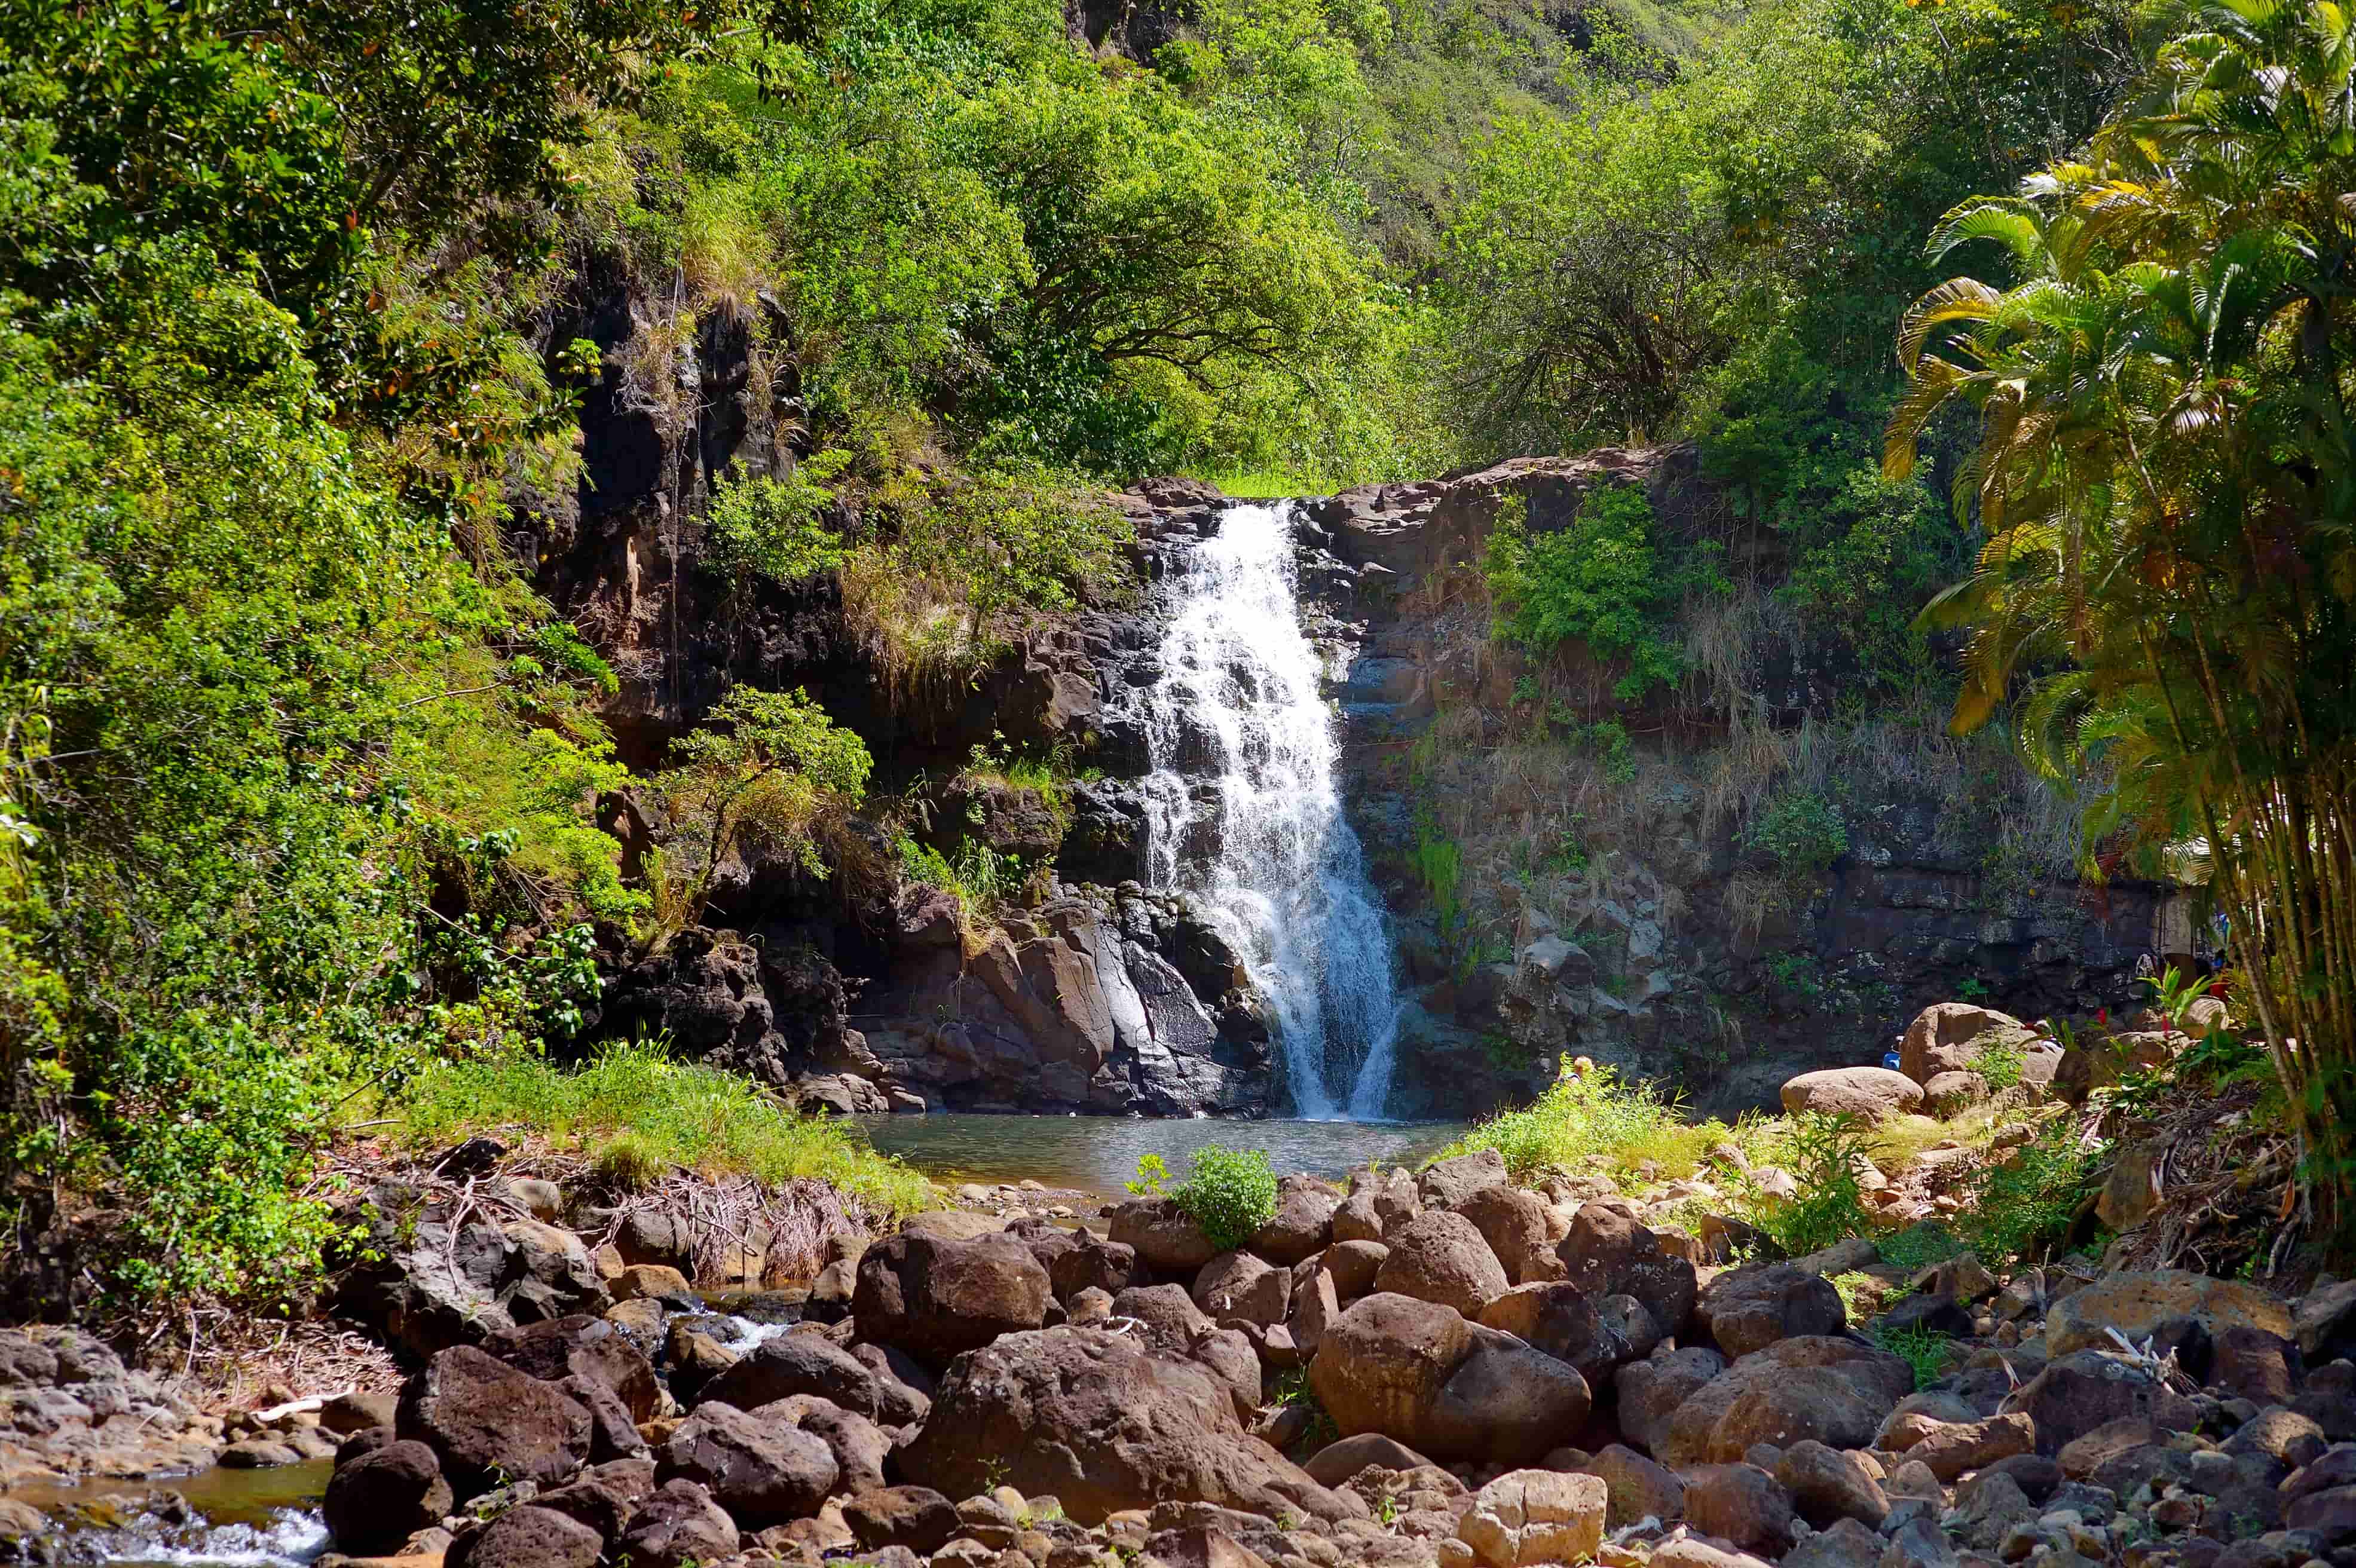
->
855, 1113, 1470, 1196
10, 1460, 331, 1567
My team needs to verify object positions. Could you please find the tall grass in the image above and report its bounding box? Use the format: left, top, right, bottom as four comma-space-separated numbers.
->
394, 1042, 936, 1215
1441, 1064, 1759, 1182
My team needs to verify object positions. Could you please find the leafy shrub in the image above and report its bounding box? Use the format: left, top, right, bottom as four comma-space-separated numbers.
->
1971, 1037, 2026, 1091
1748, 1112, 1875, 1256
1446, 1061, 1739, 1182
895, 832, 1024, 924
1957, 1122, 2104, 1267
706, 452, 853, 584
1126, 1153, 1171, 1196
1741, 791, 1849, 881
660, 688, 871, 919
1176, 1146, 1279, 1251
1482, 488, 1724, 702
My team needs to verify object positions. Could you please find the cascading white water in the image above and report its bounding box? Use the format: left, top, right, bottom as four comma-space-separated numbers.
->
1140, 502, 1402, 1119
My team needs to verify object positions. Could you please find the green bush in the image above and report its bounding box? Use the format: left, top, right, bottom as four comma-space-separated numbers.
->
1482, 487, 1725, 702
1874, 1323, 1953, 1391
1176, 1146, 1279, 1252
1445, 1062, 1740, 1182
1742, 791, 1849, 881
1957, 1122, 2104, 1268
1876, 1221, 1962, 1270
1971, 1037, 2027, 1092
1747, 1112, 1875, 1256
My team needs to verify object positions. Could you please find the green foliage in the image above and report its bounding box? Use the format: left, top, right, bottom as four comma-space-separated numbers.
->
1874, 1323, 1953, 1391
1742, 791, 1849, 881
1126, 1153, 1171, 1197
1877, 1221, 1963, 1271
1748, 1112, 1874, 1257
662, 687, 872, 920
1826, 1270, 1878, 1320
1174, 1146, 1279, 1252
1957, 1122, 2103, 1269
1446, 1062, 1739, 1183
397, 1040, 935, 1214
1972, 1036, 2026, 1092
1484, 488, 1722, 702
895, 832, 1024, 921
707, 454, 853, 585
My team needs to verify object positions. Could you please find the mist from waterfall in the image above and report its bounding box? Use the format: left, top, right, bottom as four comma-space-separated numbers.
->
1140, 501, 1402, 1119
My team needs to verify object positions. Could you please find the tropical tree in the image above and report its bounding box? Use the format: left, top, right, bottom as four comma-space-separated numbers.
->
1886, 0, 2356, 1248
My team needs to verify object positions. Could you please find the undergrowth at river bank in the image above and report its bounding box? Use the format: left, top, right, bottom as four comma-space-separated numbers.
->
391, 1042, 936, 1215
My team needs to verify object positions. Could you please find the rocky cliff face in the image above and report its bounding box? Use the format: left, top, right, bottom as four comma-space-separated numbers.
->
510, 267, 1273, 1116
1249, 451, 2173, 1114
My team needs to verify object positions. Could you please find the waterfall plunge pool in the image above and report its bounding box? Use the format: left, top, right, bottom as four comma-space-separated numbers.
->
853, 1113, 1471, 1198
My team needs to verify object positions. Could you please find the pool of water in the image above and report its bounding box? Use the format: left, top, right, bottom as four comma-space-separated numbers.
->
13, 1459, 332, 1567
853, 1114, 1471, 1196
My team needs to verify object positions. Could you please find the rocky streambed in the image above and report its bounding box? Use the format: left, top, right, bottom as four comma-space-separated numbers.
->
10, 1131, 2356, 1568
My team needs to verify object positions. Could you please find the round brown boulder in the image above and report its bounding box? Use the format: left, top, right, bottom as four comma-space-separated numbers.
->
396, 1345, 592, 1496
1779, 1068, 1924, 1123
1659, 1338, 1913, 1468
325, 1440, 452, 1554
1697, 1264, 1847, 1359
1614, 1346, 1726, 1457
481, 1315, 660, 1423
1683, 1464, 1798, 1557
1901, 1002, 2026, 1084
1195, 1252, 1292, 1328
1373, 1211, 1510, 1317
1455, 1186, 1562, 1286
449, 1504, 601, 1568
896, 1325, 1359, 1527
1107, 1198, 1219, 1272
2046, 1270, 2293, 1358
657, 1399, 839, 1527
1557, 1205, 1697, 1342
1478, 1282, 1634, 1383
1308, 1291, 1590, 1465
616, 1478, 740, 1568
1580, 1443, 1685, 1528
852, 1231, 1051, 1371
1251, 1179, 1342, 1266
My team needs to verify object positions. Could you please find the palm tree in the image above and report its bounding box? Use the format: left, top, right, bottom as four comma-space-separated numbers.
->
1886, 0, 2356, 1250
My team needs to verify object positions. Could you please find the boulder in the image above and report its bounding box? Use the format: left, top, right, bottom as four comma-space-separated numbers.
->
616, 1478, 741, 1568
534, 1457, 657, 1539
1615, 1346, 1726, 1456
1449, 1469, 1605, 1567
1659, 1338, 1913, 1468
1906, 1412, 2037, 1480
1049, 1232, 1140, 1300
1783, 1517, 1886, 1568
1195, 1252, 1293, 1329
853, 1232, 1051, 1371
757, 1393, 892, 1493
2045, 1270, 2294, 1357
1921, 1071, 1988, 1117
896, 1326, 1360, 1526
1109, 1198, 1219, 1272
325, 1440, 453, 1554
1581, 1443, 1685, 1528
1683, 1465, 1798, 1557
1290, 1267, 1341, 1359
1114, 1282, 1214, 1352
1696, 1264, 1847, 1359
657, 1399, 838, 1527
1418, 1149, 1508, 1211
1779, 1068, 1924, 1123
610, 1263, 692, 1303
1330, 1191, 1385, 1244
560, 1370, 650, 1462
481, 1315, 660, 1423
1455, 1187, 1562, 1286
1252, 1179, 1341, 1266
699, 1331, 885, 1419
1325, 1239, 1390, 1299
1477, 1282, 1633, 1383
1308, 1293, 1590, 1465
2012, 1348, 2204, 1454
1556, 1204, 1696, 1341
1301, 1432, 1440, 1488
844, 1486, 961, 1555
1373, 1211, 1510, 1317
1774, 1439, 1887, 1529
451, 1504, 602, 1568
396, 1345, 592, 1495
1901, 1003, 2027, 1084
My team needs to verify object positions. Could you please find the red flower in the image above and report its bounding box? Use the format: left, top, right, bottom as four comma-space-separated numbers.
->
2098, 1008, 2109, 1027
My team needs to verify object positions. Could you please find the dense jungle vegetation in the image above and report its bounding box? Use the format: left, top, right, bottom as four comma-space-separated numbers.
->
3, 0, 2352, 1307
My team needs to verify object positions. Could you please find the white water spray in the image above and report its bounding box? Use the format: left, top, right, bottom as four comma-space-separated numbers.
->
1140, 502, 1402, 1119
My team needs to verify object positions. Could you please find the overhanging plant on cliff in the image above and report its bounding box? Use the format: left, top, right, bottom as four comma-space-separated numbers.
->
1885, 0, 2356, 1252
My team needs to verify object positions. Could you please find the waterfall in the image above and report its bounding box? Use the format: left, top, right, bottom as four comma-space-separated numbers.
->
1140, 501, 1403, 1119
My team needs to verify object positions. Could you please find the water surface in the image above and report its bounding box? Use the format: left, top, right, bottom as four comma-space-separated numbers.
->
14, 1459, 331, 1567
855, 1113, 1470, 1196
